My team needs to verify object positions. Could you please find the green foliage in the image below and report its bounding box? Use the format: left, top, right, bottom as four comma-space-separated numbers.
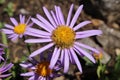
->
97, 63, 106, 78
83, 56, 94, 66
21, 55, 28, 61
9, 63, 25, 80
0, 22, 9, 58
4, 76, 12, 80
114, 55, 120, 72
4, 2, 14, 16
0, 22, 4, 29
0, 0, 5, 4
0, 22, 8, 45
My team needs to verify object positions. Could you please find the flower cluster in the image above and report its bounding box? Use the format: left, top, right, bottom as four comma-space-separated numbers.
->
0, 44, 13, 79
2, 4, 102, 80
20, 54, 61, 80
0, 44, 6, 61
0, 62, 13, 78
2, 15, 33, 41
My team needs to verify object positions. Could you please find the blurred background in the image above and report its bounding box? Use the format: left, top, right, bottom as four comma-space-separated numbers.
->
0, 0, 120, 80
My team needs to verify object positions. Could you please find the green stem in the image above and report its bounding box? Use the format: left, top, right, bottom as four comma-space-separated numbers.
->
1, 32, 7, 45
1, 32, 9, 59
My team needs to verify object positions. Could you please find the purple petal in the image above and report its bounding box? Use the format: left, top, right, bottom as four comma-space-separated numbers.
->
73, 21, 91, 31
74, 44, 95, 63
41, 77, 46, 80
68, 49, 75, 64
20, 63, 33, 68
49, 48, 61, 69
27, 28, 51, 36
0, 48, 3, 50
43, 7, 57, 27
37, 76, 43, 80
10, 17, 18, 26
31, 18, 52, 32
0, 62, 6, 69
21, 72, 34, 76
25, 32, 50, 38
73, 47, 84, 56
27, 23, 34, 27
36, 14, 54, 30
75, 30, 102, 39
75, 42, 99, 53
5, 24, 14, 29
53, 63, 61, 71
3, 63, 13, 71
0, 73, 11, 78
0, 44, 7, 48
11, 35, 19, 41
70, 48, 82, 72
70, 5, 83, 28
8, 34, 17, 38
0, 56, 4, 61
57, 6, 65, 25
20, 14, 23, 23
19, 34, 23, 38
0, 63, 13, 73
21, 15, 25, 24
66, 4, 74, 26
64, 49, 69, 73
51, 47, 58, 58
26, 16, 31, 25
31, 67, 36, 70
25, 39, 52, 43
50, 10, 59, 26
29, 43, 54, 57
2, 29, 14, 34
8, 34, 18, 38
76, 30, 102, 35
60, 49, 64, 64
49, 47, 58, 68
54, 6, 61, 25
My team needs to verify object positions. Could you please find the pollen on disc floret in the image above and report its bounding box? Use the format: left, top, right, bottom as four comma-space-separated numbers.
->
35, 61, 52, 77
14, 24, 26, 34
51, 25, 75, 48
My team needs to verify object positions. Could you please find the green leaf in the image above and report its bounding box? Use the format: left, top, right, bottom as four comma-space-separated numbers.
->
97, 64, 106, 78
3, 2, 14, 16
114, 55, 120, 71
0, 0, 5, 4
83, 57, 93, 66
0, 22, 4, 28
97, 66, 102, 78
4, 76, 12, 80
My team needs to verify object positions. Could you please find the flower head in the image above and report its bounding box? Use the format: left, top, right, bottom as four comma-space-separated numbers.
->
20, 57, 61, 80
0, 62, 13, 78
52, 25, 75, 48
2, 14, 33, 41
93, 52, 103, 60
25, 4, 102, 73
0, 44, 7, 61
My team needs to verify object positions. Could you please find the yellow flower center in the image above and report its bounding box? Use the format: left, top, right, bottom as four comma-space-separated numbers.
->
35, 61, 52, 77
14, 24, 26, 34
52, 25, 75, 48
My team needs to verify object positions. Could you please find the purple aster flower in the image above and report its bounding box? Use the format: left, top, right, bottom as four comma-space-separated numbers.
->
0, 44, 7, 62
20, 55, 62, 80
0, 62, 13, 78
2, 14, 33, 41
25, 4, 102, 73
